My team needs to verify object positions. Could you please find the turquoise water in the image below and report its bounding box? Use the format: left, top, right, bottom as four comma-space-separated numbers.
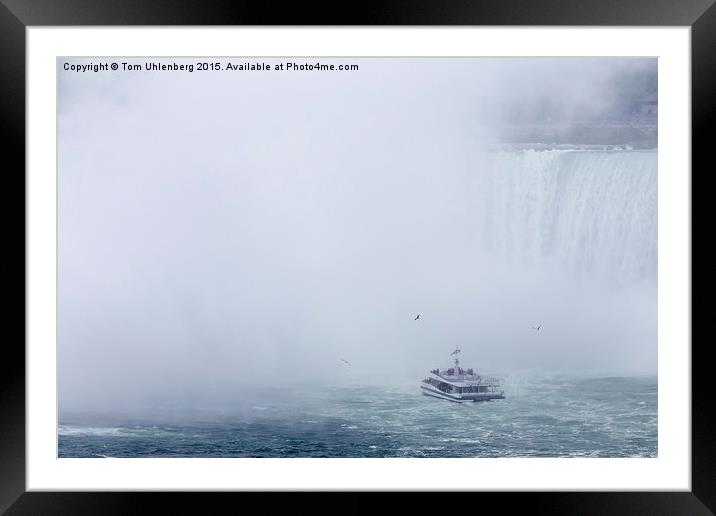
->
58, 374, 657, 458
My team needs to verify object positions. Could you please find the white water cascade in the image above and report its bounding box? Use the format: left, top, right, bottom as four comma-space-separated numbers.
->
467, 150, 657, 289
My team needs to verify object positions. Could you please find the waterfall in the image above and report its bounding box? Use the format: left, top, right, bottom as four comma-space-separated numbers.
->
468, 150, 657, 288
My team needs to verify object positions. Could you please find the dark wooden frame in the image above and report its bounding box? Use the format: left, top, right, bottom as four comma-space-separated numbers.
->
2, 1, 710, 513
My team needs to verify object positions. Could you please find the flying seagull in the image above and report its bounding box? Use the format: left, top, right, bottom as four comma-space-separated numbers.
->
414, 314, 420, 321
340, 358, 351, 365
532, 325, 542, 331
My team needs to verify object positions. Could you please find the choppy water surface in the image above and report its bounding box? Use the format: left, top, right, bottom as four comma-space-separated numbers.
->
59, 374, 656, 458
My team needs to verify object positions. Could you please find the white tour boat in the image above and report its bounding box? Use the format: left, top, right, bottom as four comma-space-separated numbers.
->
420, 348, 505, 403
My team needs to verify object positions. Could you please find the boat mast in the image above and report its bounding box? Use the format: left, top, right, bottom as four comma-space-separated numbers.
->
452, 346, 461, 375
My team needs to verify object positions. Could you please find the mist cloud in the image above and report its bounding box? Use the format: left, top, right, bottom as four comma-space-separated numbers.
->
58, 58, 657, 413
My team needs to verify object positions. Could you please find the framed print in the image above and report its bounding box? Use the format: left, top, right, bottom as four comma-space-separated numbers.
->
3, 0, 710, 513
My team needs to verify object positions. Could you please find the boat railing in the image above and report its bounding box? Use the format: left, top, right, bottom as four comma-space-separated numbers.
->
433, 372, 502, 385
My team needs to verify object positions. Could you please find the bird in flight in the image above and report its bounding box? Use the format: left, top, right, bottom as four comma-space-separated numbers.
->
414, 314, 420, 321
340, 358, 351, 365
532, 325, 542, 331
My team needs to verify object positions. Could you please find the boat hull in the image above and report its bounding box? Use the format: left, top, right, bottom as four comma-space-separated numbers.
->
420, 384, 504, 402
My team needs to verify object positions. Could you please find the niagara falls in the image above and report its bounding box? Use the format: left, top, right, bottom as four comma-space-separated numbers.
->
57, 57, 658, 458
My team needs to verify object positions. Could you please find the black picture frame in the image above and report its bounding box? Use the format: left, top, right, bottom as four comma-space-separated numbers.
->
3, 1, 709, 513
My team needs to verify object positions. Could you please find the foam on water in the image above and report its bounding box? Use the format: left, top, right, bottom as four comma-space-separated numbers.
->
59, 374, 656, 458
